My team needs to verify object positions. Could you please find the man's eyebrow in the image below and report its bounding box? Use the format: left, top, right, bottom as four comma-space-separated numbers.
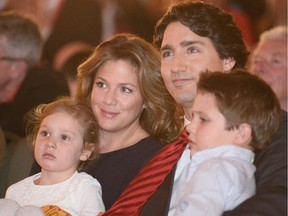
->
160, 40, 204, 52
160, 44, 172, 52
181, 40, 204, 47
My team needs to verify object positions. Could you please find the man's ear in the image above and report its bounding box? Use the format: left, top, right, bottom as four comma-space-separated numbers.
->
80, 143, 95, 161
233, 123, 252, 147
223, 57, 236, 71
11, 61, 28, 80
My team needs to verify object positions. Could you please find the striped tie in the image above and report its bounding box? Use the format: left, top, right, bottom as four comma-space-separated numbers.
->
102, 128, 189, 216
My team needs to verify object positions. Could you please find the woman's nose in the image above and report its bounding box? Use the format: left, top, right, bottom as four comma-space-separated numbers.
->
104, 89, 117, 106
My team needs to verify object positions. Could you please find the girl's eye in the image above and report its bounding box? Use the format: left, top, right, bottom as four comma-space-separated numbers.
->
95, 81, 107, 89
121, 87, 132, 93
61, 134, 70, 141
40, 130, 49, 137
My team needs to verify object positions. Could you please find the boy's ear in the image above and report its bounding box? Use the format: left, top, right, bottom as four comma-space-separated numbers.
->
80, 143, 95, 161
223, 57, 236, 71
233, 123, 252, 147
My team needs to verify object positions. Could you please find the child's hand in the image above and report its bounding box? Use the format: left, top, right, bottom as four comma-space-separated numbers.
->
97, 212, 103, 216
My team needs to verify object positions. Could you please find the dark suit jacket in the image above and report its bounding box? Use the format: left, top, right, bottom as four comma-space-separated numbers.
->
140, 111, 287, 216
0, 65, 69, 137
223, 110, 287, 216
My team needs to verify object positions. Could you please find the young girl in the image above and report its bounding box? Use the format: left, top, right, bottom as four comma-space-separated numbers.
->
2, 97, 105, 216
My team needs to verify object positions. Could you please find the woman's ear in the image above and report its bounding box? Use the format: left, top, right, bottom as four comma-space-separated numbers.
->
80, 143, 95, 161
223, 57, 236, 71
233, 123, 252, 147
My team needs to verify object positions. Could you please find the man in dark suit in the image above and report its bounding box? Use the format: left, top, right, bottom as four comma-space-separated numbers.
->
140, 1, 287, 215
0, 11, 69, 137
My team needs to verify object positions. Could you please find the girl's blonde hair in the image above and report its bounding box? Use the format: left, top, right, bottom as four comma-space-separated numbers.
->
25, 97, 99, 170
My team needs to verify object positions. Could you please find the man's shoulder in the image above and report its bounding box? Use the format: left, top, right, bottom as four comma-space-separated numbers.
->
254, 110, 287, 187
255, 110, 287, 161
23, 65, 69, 94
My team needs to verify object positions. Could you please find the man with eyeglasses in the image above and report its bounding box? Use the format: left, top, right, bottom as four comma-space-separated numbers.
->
250, 26, 287, 112
0, 11, 69, 138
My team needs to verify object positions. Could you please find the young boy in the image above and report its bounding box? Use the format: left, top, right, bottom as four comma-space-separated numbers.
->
2, 97, 105, 216
171, 69, 281, 215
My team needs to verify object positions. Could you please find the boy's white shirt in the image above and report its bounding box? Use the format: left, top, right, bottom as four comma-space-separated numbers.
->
170, 116, 256, 215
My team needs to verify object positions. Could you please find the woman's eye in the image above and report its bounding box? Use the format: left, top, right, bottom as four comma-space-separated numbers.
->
96, 81, 106, 89
121, 87, 132, 93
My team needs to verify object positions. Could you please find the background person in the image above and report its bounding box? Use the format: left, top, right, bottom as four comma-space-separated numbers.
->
250, 25, 287, 111
0, 11, 69, 138
53, 41, 93, 97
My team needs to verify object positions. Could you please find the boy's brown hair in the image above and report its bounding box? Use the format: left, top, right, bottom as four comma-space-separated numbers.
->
197, 69, 281, 151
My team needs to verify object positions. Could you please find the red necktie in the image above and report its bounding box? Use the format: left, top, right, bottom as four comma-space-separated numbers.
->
102, 128, 189, 216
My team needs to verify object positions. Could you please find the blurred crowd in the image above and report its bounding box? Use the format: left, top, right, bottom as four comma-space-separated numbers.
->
1, 0, 287, 55
0, 0, 286, 131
